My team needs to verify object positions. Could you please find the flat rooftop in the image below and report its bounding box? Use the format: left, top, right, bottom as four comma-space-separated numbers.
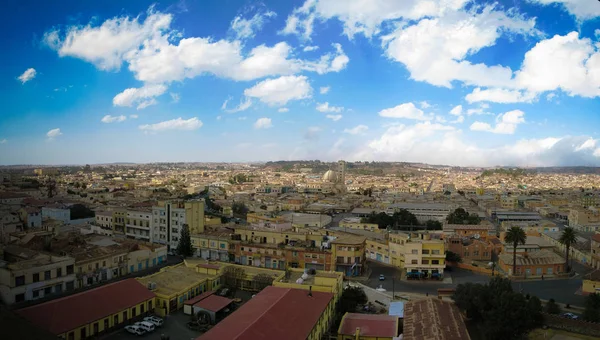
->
137, 264, 216, 297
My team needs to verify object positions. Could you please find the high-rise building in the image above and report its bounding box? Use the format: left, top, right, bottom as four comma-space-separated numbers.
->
152, 200, 205, 250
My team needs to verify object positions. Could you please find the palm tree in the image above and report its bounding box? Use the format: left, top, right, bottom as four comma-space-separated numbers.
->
559, 227, 577, 273
505, 227, 527, 277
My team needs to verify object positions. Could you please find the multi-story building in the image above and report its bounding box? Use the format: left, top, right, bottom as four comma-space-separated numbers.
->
112, 209, 127, 235
498, 250, 564, 278
385, 203, 456, 223
95, 211, 113, 229
19, 207, 42, 229
388, 232, 410, 268
125, 209, 152, 242
339, 217, 380, 233
273, 267, 343, 302
592, 233, 600, 270
446, 235, 498, 263
331, 235, 366, 277
0, 245, 76, 304
41, 204, 71, 224
365, 238, 390, 264
404, 235, 446, 278
152, 200, 205, 250
192, 231, 232, 262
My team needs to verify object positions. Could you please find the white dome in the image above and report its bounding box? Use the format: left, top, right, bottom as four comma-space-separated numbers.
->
323, 170, 338, 182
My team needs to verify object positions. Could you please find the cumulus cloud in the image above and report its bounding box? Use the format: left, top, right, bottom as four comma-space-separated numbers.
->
139, 117, 203, 131
527, 0, 600, 21
253, 117, 273, 129
326, 114, 342, 121
449, 105, 462, 116
113, 84, 167, 109
466, 88, 537, 103
230, 10, 276, 40
316, 102, 343, 113
278, 107, 289, 113
344, 124, 368, 135
130, 114, 139, 119
170, 92, 180, 103
420, 101, 431, 109
470, 110, 525, 134
18, 68, 37, 84
46, 128, 62, 139
244, 75, 312, 105
319, 86, 330, 94
101, 115, 127, 123
222, 96, 252, 113
379, 102, 432, 120
303, 45, 319, 51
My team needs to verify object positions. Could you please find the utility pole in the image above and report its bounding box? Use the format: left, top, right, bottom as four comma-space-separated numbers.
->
392, 276, 395, 301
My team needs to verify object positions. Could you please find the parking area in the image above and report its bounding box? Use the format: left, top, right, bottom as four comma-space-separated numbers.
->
101, 290, 255, 340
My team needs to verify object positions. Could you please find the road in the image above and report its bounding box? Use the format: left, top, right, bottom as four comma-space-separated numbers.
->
365, 261, 590, 307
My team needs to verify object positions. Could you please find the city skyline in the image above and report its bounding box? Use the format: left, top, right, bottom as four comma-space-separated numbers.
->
2, 0, 600, 166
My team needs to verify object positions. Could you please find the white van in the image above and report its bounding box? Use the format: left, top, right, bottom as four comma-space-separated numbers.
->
135, 321, 155, 332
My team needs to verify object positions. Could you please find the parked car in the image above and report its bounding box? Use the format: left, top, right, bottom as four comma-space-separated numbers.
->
135, 321, 156, 332
143, 316, 164, 327
379, 274, 385, 281
219, 288, 230, 296
562, 312, 579, 320
125, 325, 145, 336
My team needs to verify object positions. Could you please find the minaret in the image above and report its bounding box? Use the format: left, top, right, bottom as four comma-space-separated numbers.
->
337, 160, 346, 184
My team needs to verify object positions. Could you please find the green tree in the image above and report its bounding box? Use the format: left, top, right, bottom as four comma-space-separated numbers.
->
559, 227, 577, 273
392, 209, 419, 226
583, 293, 600, 322
445, 250, 462, 263
545, 298, 561, 314
504, 227, 526, 276
446, 208, 481, 225
425, 220, 442, 230
232, 202, 249, 218
222, 266, 246, 293
339, 286, 368, 314
176, 225, 194, 258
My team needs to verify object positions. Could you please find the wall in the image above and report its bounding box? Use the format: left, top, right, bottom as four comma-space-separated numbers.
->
453, 262, 493, 275
543, 313, 600, 337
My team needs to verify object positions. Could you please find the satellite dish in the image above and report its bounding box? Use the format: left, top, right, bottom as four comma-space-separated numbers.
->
473, 233, 480, 239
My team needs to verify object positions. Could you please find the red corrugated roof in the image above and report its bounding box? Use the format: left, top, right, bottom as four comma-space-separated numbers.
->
338, 313, 398, 337
592, 233, 600, 243
198, 286, 333, 340
185, 291, 215, 306
194, 295, 232, 312
17, 279, 155, 335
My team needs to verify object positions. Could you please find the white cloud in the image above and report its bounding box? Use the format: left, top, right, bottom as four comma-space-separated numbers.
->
435, 116, 447, 123
303, 45, 319, 52
419, 101, 431, 109
527, 0, 600, 21
0, 139, 7, 144
17, 68, 37, 84
546, 93, 557, 101
575, 138, 596, 151
113, 84, 167, 108
470, 110, 525, 134
449, 105, 462, 116
466, 88, 537, 103
230, 10, 276, 40
170, 92, 180, 103
382, 4, 537, 88
222, 96, 252, 113
316, 102, 343, 113
379, 102, 432, 120
514, 32, 600, 98
101, 115, 127, 123
45, 8, 349, 86
326, 114, 342, 121
344, 124, 368, 135
253, 117, 273, 129
130, 114, 139, 119
319, 86, 330, 94
278, 107, 289, 113
139, 117, 203, 131
244, 75, 312, 105
452, 115, 465, 124
46, 128, 62, 139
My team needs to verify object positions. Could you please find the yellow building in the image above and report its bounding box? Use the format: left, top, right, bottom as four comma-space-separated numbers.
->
389, 232, 410, 268
152, 200, 205, 249
583, 270, 600, 295
365, 239, 391, 265
404, 235, 446, 278
273, 267, 344, 302
17, 279, 155, 340
137, 263, 221, 316
331, 235, 367, 277
339, 217, 380, 233
500, 195, 519, 209
191, 230, 232, 262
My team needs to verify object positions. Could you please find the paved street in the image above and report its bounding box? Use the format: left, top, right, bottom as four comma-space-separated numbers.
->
365, 261, 591, 307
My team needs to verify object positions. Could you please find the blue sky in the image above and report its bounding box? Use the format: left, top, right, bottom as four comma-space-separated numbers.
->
1, 0, 600, 166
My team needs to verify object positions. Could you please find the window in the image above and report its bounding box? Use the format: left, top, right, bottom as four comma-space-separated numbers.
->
123, 311, 128, 321
15, 293, 25, 303
432, 260, 440, 265
411, 249, 418, 254
131, 306, 137, 317
45, 270, 51, 280
15, 275, 25, 286
57, 268, 62, 277
44, 287, 52, 295
66, 265, 74, 275
422, 249, 430, 254
411, 260, 418, 264
114, 315, 119, 326
432, 250, 440, 255
33, 290, 40, 298
102, 261, 106, 267
55, 284, 63, 293
337, 256, 344, 263
66, 281, 75, 291
33, 273, 40, 283
422, 259, 430, 264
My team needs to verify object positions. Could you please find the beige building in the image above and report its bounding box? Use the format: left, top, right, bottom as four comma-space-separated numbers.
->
0, 245, 76, 305
125, 209, 152, 242
152, 200, 205, 250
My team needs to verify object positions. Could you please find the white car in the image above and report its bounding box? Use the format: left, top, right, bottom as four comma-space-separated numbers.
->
143, 316, 164, 327
125, 325, 145, 336
135, 321, 156, 332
